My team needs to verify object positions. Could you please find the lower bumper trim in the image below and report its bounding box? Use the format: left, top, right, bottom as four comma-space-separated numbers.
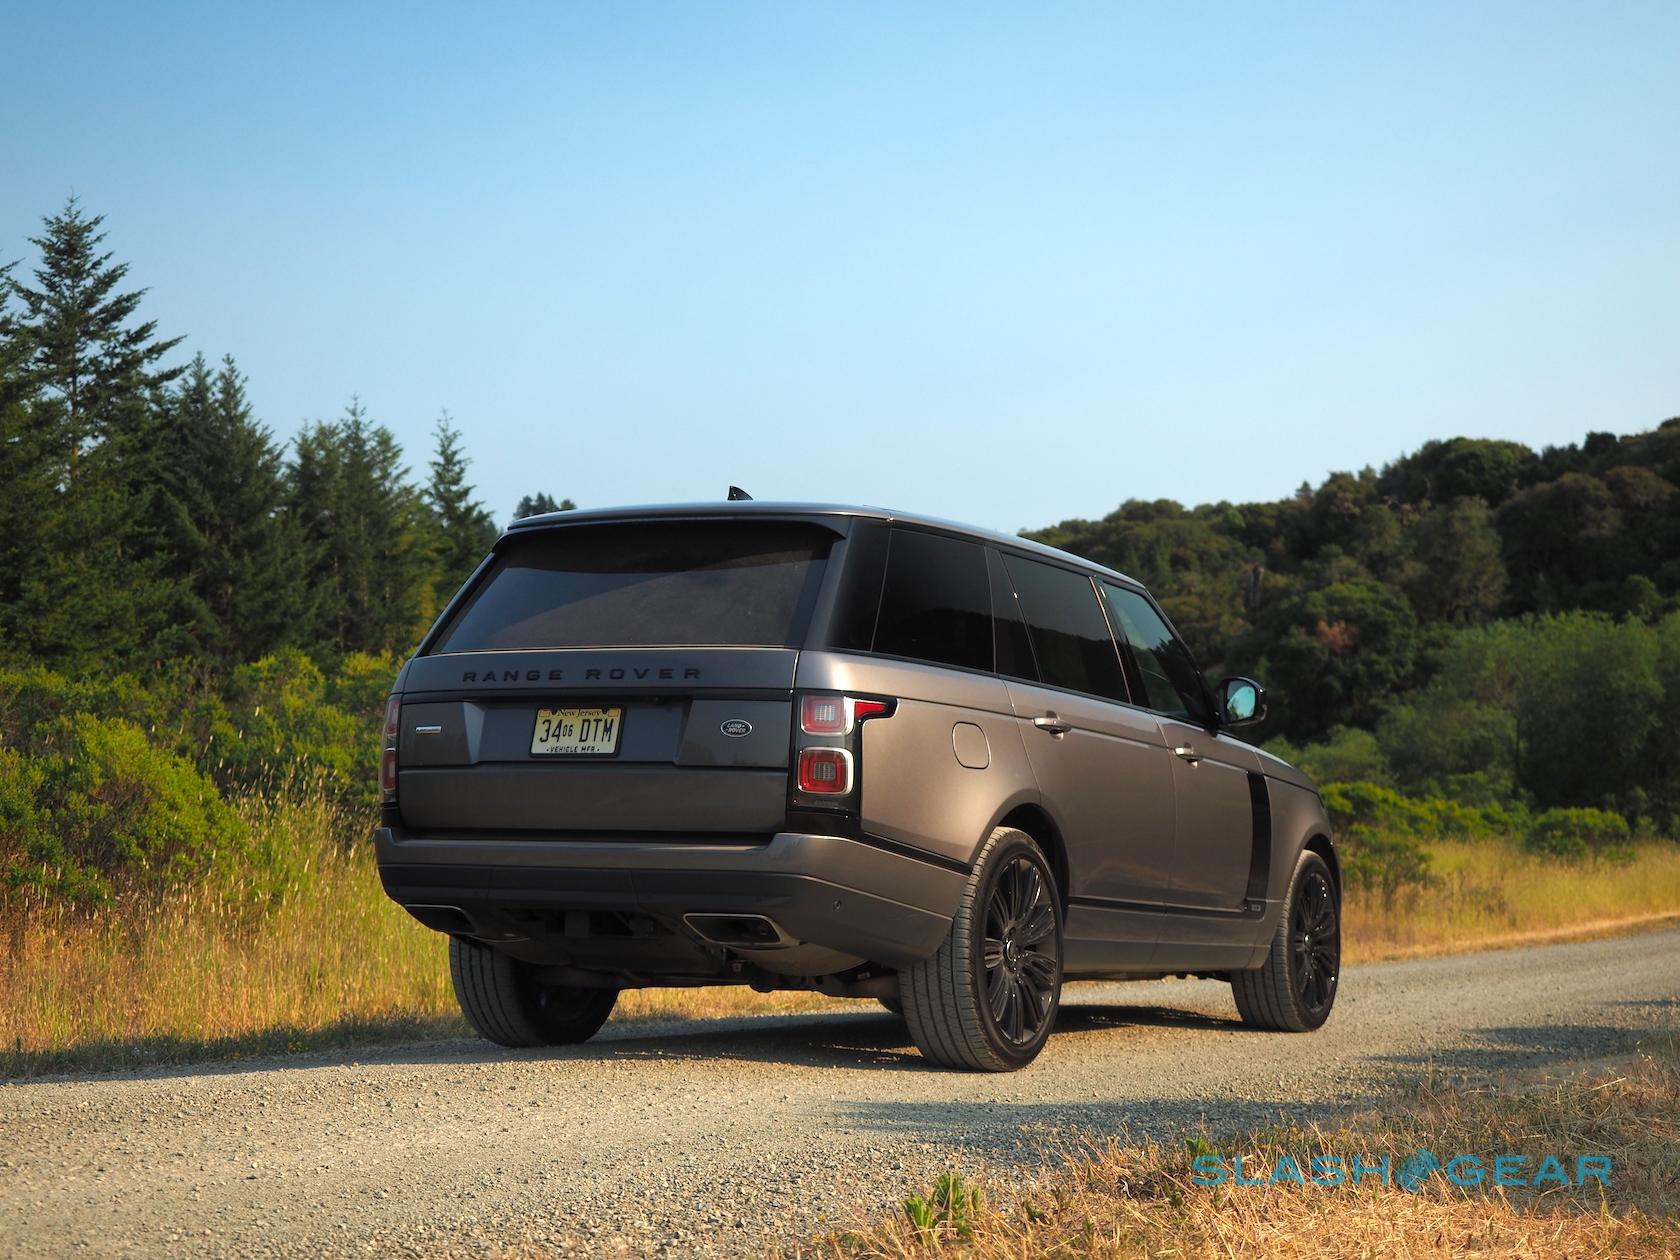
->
375, 828, 964, 970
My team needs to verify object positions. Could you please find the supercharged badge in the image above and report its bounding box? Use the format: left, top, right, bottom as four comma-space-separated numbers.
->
719, 719, 753, 738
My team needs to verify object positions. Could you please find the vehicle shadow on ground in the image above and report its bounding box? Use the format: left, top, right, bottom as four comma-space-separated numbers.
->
6, 998, 1250, 1086
1365, 1021, 1648, 1076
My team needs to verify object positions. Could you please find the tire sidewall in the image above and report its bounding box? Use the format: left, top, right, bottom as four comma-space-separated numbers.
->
969, 830, 1065, 1069
1284, 850, 1339, 1031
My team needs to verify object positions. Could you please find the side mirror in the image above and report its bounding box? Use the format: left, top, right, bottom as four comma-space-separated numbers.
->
1218, 676, 1266, 728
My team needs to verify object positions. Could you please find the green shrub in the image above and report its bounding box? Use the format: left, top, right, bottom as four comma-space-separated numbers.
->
1525, 807, 1631, 860
1319, 781, 1434, 836
1339, 825, 1433, 910
1320, 779, 1525, 842
1, 714, 248, 906
0, 662, 232, 769
1267, 726, 1393, 787
205, 648, 394, 805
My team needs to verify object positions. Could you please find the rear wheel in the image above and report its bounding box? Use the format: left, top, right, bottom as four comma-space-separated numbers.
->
449, 937, 619, 1047
1232, 849, 1340, 1031
899, 827, 1063, 1071
878, 996, 903, 1016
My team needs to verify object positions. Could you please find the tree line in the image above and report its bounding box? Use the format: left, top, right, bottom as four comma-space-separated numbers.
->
0, 198, 571, 676
1029, 416, 1680, 827
4, 196, 1680, 830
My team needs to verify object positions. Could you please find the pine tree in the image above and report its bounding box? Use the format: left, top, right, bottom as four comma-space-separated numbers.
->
286, 401, 438, 656
426, 413, 498, 594
11, 196, 184, 461
0, 264, 55, 654
4, 200, 186, 670
512, 492, 575, 520
153, 354, 309, 663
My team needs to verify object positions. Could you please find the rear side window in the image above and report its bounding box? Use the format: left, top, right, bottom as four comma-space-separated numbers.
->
869, 529, 993, 672
987, 547, 1037, 682
1000, 555, 1128, 702
431, 521, 832, 651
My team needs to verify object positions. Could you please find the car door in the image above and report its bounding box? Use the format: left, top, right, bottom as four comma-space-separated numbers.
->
992, 551, 1177, 965
1100, 582, 1259, 912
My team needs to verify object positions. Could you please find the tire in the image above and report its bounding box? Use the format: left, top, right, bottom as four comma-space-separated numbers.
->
1232, 849, 1340, 1032
898, 827, 1064, 1071
449, 937, 619, 1048
878, 996, 903, 1016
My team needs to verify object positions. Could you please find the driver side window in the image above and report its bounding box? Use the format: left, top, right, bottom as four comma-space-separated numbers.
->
1101, 583, 1210, 723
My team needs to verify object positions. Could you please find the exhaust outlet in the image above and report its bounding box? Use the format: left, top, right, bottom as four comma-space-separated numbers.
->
683, 913, 795, 949
403, 904, 477, 934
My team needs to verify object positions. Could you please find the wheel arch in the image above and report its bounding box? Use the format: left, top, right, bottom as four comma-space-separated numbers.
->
1303, 832, 1341, 895
992, 801, 1070, 910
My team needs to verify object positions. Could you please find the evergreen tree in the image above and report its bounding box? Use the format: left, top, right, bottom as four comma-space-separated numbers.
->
4, 201, 185, 670
11, 197, 184, 460
512, 492, 575, 520
0, 264, 55, 655
425, 413, 498, 594
286, 401, 438, 655
153, 354, 309, 663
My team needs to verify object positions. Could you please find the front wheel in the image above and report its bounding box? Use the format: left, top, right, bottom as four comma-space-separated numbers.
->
450, 937, 619, 1047
1231, 849, 1340, 1031
898, 827, 1064, 1071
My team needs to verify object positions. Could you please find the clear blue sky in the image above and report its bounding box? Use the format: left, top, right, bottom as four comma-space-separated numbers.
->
5, 2, 1677, 533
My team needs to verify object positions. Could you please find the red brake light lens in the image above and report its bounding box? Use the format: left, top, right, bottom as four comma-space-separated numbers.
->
801, 696, 846, 735
383, 697, 401, 741
797, 747, 853, 795
800, 694, 894, 735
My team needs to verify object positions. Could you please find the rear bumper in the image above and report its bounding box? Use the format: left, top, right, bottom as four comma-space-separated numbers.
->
374, 827, 967, 970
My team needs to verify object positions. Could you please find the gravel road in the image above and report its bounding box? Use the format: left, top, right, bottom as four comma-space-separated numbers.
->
3, 926, 1677, 1258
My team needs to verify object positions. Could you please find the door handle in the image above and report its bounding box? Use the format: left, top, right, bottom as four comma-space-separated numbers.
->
1173, 744, 1202, 764
1033, 715, 1072, 736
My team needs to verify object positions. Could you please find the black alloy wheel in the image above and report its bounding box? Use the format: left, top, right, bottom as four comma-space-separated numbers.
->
899, 827, 1065, 1070
1291, 866, 1340, 1020
982, 854, 1061, 1046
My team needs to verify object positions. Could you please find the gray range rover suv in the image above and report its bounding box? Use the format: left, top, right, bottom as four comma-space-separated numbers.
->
377, 501, 1340, 1070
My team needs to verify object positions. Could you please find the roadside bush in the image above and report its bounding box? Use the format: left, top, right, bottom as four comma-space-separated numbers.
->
1320, 779, 1525, 842
1, 713, 248, 907
1319, 781, 1434, 836
1265, 727, 1392, 787
205, 648, 394, 806
0, 662, 232, 770
1339, 825, 1433, 911
1524, 807, 1631, 860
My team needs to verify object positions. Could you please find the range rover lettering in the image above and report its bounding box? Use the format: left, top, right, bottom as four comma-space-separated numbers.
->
376, 502, 1341, 1070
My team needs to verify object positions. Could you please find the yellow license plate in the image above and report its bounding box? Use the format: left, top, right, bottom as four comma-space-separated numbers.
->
530, 707, 623, 756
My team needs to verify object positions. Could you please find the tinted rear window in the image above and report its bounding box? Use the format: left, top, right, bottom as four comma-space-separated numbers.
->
1000, 555, 1128, 702
431, 521, 832, 651
870, 528, 993, 672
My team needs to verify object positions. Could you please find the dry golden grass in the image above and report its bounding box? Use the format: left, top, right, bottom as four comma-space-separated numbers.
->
1344, 839, 1680, 964
793, 1026, 1680, 1259
0, 790, 463, 1075
2, 798, 1677, 1077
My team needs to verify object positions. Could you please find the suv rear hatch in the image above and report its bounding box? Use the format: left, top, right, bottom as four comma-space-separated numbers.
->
392, 518, 835, 836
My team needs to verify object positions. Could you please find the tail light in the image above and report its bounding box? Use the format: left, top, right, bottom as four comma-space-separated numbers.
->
797, 747, 853, 794
791, 692, 894, 807
800, 694, 893, 736
380, 697, 401, 801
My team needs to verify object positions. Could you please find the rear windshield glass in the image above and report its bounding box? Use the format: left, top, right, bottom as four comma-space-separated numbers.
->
431, 521, 833, 651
